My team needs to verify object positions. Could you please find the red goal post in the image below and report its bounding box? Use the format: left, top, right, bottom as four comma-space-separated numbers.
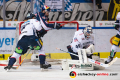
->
18, 21, 79, 64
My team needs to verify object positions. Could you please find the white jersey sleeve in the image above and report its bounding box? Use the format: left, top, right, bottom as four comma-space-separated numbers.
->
32, 19, 42, 31
19, 19, 42, 39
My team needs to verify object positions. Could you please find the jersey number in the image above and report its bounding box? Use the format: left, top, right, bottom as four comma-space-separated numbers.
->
21, 23, 30, 31
76, 44, 80, 48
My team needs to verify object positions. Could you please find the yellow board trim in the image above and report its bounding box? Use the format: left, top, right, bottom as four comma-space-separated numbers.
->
1, 52, 120, 60
0, 54, 11, 60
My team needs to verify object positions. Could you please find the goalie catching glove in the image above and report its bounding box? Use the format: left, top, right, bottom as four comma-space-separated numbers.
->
54, 22, 62, 30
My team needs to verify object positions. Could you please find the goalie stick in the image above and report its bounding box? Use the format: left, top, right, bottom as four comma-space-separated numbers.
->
56, 48, 117, 67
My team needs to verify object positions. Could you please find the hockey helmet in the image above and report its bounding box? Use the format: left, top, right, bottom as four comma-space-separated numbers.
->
42, 5, 50, 12
26, 13, 36, 19
83, 25, 93, 39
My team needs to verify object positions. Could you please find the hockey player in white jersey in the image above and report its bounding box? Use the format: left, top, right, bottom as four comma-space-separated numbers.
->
105, 12, 120, 64
67, 25, 94, 60
4, 7, 62, 70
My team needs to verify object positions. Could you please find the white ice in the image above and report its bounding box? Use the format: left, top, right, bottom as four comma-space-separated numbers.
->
0, 59, 120, 80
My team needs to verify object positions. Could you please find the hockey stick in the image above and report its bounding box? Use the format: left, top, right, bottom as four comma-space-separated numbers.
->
56, 48, 117, 67
56, 48, 78, 56
15, 49, 31, 69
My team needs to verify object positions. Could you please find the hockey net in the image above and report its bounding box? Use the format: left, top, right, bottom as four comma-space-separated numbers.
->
0, 21, 79, 66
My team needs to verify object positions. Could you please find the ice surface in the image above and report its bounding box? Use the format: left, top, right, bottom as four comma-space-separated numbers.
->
0, 59, 120, 80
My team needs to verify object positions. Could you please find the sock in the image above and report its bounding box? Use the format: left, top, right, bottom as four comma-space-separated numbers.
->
8, 57, 16, 66
39, 54, 45, 64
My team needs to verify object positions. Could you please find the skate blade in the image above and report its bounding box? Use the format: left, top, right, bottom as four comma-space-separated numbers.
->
41, 68, 48, 71
4, 69, 10, 72
7, 69, 9, 72
108, 57, 118, 67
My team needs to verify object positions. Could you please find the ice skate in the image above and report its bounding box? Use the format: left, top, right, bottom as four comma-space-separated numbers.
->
4, 65, 13, 71
40, 64, 49, 71
105, 56, 113, 64
45, 61, 51, 67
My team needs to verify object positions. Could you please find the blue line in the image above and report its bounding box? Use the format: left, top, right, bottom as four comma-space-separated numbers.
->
0, 27, 114, 30
0, 27, 16, 30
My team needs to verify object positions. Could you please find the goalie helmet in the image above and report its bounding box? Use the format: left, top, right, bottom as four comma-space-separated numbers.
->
83, 25, 93, 39
42, 5, 50, 12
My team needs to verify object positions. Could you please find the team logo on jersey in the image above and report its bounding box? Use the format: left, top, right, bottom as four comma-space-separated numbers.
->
69, 71, 77, 78
74, 38, 78, 42
110, 35, 120, 47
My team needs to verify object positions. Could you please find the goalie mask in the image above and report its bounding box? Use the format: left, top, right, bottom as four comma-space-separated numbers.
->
83, 25, 93, 39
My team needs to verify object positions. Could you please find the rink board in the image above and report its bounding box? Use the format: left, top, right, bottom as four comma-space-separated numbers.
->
0, 52, 120, 60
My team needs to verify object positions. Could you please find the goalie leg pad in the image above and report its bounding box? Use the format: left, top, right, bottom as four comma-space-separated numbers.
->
86, 44, 94, 54
78, 49, 88, 63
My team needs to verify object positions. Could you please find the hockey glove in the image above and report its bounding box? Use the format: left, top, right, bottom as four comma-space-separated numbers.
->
36, 29, 47, 37
114, 20, 119, 30
54, 22, 62, 30
114, 25, 119, 30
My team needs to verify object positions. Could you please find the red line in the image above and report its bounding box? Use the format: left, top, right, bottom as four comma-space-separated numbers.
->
0, 64, 18, 66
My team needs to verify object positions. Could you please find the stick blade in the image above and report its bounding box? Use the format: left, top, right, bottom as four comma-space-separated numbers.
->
108, 57, 118, 67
